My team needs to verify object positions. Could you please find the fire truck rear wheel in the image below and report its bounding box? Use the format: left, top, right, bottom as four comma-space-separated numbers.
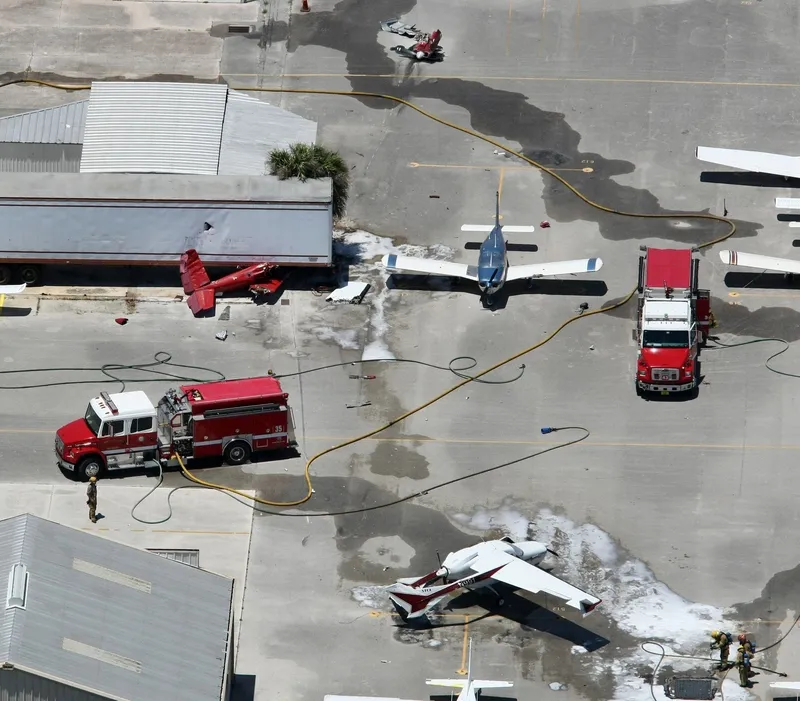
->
77, 456, 104, 481
19, 264, 41, 286
0, 264, 11, 285
224, 441, 252, 466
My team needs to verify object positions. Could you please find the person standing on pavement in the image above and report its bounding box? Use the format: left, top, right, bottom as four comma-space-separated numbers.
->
87, 476, 98, 523
710, 631, 733, 669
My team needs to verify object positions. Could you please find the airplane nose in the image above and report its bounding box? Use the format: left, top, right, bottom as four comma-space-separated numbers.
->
518, 542, 548, 562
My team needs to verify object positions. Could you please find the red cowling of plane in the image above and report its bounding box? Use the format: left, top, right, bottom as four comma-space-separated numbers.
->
179, 249, 285, 316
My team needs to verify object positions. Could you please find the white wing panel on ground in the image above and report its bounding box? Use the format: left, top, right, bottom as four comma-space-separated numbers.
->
381, 254, 478, 281
719, 250, 800, 275
472, 551, 601, 614
505, 257, 603, 282
696, 147, 800, 179
0, 284, 26, 294
471, 682, 514, 690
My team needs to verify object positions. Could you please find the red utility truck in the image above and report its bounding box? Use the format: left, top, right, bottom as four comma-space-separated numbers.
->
635, 247, 712, 396
55, 376, 296, 480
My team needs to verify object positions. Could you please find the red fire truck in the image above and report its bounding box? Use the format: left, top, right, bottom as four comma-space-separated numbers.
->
55, 376, 295, 480
635, 247, 712, 396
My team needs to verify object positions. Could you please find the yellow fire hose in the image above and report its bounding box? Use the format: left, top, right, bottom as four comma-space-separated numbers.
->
5, 78, 738, 507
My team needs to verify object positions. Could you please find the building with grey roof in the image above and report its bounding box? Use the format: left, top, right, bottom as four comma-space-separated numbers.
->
0, 81, 317, 176
0, 514, 235, 701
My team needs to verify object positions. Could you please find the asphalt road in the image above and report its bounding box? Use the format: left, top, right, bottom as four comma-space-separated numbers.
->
3, 1, 800, 701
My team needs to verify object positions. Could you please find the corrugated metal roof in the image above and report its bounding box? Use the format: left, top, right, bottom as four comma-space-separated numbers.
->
80, 82, 228, 175
0, 100, 87, 144
0, 514, 233, 701
0, 172, 332, 202
0, 143, 82, 173
218, 91, 318, 176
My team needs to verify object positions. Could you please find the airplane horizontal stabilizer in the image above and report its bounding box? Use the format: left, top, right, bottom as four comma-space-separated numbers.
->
180, 248, 212, 295
696, 146, 800, 179
505, 257, 603, 282
426, 680, 468, 689
386, 581, 454, 618
460, 225, 535, 233
470, 681, 514, 690
719, 250, 800, 276
186, 288, 217, 316
0, 284, 26, 294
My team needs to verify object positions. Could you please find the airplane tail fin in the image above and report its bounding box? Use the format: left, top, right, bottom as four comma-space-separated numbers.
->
180, 249, 211, 295
386, 581, 452, 619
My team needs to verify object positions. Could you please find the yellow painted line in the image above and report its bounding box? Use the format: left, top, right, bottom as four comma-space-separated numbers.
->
498, 167, 506, 207
0, 293, 5, 315
223, 73, 800, 89
458, 615, 471, 675
83, 527, 249, 535
408, 161, 593, 172
729, 290, 800, 299
6, 428, 800, 451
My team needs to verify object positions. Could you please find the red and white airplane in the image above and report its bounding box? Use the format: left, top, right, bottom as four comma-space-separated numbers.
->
386, 537, 601, 620
0, 284, 26, 294
719, 250, 800, 276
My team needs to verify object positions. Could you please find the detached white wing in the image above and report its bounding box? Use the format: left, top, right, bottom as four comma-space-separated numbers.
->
0, 284, 26, 294
505, 257, 603, 282
461, 225, 536, 233
696, 146, 800, 179
471, 550, 601, 615
381, 253, 478, 281
719, 250, 800, 275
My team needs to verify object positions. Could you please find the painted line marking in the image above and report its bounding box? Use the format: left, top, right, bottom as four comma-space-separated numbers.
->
729, 290, 800, 299
8, 429, 800, 451
222, 73, 800, 89
82, 527, 249, 535
0, 293, 5, 315
506, 0, 514, 56
458, 615, 471, 675
408, 161, 593, 172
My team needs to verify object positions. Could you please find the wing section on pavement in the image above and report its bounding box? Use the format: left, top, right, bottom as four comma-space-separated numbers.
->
381, 254, 479, 281
471, 550, 601, 615
719, 250, 800, 276
696, 147, 800, 179
0, 284, 27, 294
505, 258, 603, 282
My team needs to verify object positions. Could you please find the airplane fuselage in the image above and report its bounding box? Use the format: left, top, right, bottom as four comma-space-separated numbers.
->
437, 539, 548, 583
477, 226, 508, 295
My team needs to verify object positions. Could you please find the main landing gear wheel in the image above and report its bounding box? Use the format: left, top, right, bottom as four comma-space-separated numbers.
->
224, 440, 252, 465
77, 457, 103, 481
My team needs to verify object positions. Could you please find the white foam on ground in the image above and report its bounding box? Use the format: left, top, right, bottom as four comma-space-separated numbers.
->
313, 327, 360, 350
332, 231, 455, 363
452, 505, 531, 541
451, 506, 744, 701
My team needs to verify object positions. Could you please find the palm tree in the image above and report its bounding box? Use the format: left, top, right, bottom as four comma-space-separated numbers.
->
268, 143, 350, 219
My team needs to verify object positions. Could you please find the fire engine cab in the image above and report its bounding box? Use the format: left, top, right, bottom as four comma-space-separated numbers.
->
55, 376, 295, 480
635, 247, 712, 396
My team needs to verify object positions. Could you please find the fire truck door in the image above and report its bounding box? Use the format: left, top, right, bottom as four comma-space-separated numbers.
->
128, 416, 158, 457
99, 419, 127, 464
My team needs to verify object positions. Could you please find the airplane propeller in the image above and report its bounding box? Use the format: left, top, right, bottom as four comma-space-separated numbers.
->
547, 548, 560, 557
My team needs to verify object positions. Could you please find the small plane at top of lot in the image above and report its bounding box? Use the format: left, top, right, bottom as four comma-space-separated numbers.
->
0, 284, 26, 294
385, 536, 601, 620
380, 192, 603, 301
696, 146, 800, 180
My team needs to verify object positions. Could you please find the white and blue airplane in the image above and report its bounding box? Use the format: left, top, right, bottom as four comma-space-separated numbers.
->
380, 193, 603, 299
426, 638, 513, 701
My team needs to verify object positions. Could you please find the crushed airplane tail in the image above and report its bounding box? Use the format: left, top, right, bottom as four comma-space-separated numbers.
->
385, 581, 454, 618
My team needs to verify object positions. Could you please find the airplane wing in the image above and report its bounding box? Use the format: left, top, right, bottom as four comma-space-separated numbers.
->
0, 284, 26, 294
381, 253, 479, 281
505, 257, 603, 282
471, 550, 601, 614
696, 146, 800, 179
719, 250, 800, 276
461, 225, 536, 233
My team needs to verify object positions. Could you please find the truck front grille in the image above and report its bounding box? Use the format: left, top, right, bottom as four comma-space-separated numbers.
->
652, 368, 679, 381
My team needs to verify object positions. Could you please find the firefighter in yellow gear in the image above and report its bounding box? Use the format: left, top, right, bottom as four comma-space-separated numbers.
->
710, 631, 732, 669
736, 645, 752, 687
86, 476, 98, 523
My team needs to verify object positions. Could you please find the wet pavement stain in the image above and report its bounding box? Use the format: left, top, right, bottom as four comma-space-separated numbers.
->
369, 441, 430, 480
282, 0, 761, 246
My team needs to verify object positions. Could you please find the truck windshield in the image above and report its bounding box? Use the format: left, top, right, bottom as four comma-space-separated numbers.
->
642, 330, 690, 348
84, 405, 102, 436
